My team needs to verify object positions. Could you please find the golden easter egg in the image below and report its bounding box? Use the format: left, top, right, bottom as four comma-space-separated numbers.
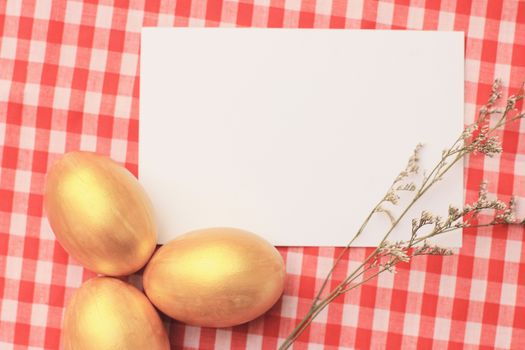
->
62, 277, 169, 350
44, 151, 157, 276
143, 227, 286, 328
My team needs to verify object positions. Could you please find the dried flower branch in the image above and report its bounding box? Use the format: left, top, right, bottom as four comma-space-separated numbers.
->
279, 80, 525, 349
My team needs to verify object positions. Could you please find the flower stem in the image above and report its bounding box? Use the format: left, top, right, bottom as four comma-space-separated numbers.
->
279, 81, 525, 349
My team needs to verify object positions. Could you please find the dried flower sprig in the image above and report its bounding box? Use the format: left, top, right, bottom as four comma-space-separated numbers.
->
279, 80, 525, 349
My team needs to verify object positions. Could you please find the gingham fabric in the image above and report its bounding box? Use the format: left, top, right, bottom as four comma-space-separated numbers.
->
0, 0, 524, 349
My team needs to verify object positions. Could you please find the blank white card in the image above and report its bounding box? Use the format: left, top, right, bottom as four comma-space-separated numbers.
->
140, 29, 464, 246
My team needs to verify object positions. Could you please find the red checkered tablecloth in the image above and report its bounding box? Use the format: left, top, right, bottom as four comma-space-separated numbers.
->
1, 0, 524, 349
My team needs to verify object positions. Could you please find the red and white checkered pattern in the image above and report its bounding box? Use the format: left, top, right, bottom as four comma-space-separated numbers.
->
1, 0, 524, 349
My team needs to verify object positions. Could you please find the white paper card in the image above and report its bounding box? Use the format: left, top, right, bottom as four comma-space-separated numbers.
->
140, 28, 464, 246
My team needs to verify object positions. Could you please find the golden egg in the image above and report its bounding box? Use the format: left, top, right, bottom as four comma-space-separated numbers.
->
44, 151, 157, 276
143, 227, 286, 328
62, 277, 170, 350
